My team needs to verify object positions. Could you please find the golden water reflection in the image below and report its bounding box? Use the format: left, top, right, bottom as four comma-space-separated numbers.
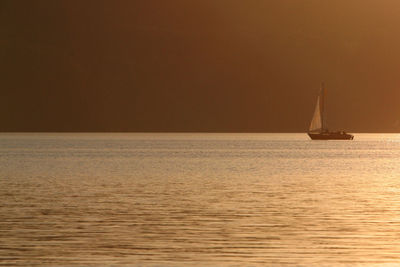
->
1, 133, 400, 265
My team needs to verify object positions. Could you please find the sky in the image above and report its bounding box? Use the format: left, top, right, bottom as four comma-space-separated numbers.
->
2, 0, 400, 132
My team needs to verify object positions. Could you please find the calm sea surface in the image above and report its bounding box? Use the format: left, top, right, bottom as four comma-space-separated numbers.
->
2, 133, 400, 266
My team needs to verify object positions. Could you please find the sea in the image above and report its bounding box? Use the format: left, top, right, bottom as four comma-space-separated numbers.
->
2, 133, 400, 266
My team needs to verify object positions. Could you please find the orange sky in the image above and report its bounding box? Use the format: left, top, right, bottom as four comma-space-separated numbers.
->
2, 0, 400, 132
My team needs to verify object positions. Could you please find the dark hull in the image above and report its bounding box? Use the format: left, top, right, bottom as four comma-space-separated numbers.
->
308, 132, 354, 140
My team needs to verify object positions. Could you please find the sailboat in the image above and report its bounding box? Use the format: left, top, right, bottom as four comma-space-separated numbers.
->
308, 83, 354, 140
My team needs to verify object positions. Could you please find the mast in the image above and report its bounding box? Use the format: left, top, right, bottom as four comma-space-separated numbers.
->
320, 82, 325, 131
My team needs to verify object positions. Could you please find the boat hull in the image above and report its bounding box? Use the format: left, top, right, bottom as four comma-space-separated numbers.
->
308, 132, 354, 140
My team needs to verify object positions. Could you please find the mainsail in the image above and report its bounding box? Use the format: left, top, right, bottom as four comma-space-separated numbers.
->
309, 86, 325, 133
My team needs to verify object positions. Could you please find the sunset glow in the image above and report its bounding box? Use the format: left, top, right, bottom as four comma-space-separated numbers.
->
3, 1, 400, 266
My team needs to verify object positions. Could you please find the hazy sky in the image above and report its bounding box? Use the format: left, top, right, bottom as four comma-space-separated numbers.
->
2, 0, 400, 132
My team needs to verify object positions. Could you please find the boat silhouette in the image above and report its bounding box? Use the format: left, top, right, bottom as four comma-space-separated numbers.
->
308, 83, 354, 140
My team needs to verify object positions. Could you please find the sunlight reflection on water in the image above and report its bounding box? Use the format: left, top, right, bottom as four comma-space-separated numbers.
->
2, 133, 400, 266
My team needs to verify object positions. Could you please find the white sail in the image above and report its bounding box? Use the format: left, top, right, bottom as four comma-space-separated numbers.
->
309, 86, 326, 133
309, 95, 323, 132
